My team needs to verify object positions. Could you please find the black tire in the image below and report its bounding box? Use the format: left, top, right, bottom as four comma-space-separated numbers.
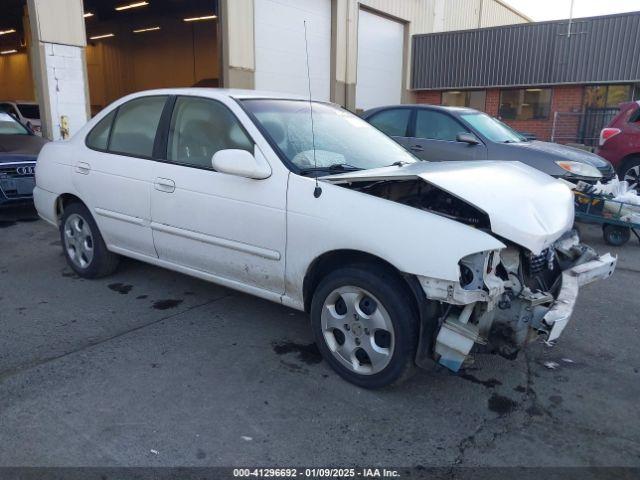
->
310, 265, 419, 389
60, 202, 120, 278
603, 224, 630, 246
618, 156, 640, 193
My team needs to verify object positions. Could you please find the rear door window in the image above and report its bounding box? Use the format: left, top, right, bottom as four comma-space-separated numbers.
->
108, 96, 167, 158
368, 109, 412, 137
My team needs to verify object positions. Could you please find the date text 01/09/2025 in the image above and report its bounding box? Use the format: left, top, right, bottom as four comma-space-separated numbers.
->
232, 468, 401, 478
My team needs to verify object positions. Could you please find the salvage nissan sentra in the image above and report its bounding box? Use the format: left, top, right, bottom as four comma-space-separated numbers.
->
33, 89, 616, 388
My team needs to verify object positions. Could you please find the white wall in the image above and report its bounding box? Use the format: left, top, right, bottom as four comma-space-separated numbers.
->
27, 0, 90, 139
43, 43, 88, 140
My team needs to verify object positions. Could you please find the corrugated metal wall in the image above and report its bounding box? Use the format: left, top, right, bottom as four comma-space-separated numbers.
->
412, 11, 640, 90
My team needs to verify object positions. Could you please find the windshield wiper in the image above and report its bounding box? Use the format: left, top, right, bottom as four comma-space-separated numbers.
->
299, 163, 362, 176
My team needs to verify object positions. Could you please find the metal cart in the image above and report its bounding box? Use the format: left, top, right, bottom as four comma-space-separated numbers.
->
574, 191, 640, 246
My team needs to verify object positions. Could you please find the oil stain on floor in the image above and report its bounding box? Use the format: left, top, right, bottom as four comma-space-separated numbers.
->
488, 393, 518, 415
152, 299, 184, 310
273, 341, 322, 365
108, 283, 133, 295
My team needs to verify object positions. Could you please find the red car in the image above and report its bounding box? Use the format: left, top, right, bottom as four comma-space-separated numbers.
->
596, 101, 640, 191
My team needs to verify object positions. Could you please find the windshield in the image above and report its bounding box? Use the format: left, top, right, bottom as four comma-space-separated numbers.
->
0, 112, 29, 135
241, 99, 416, 172
461, 112, 525, 143
17, 103, 40, 119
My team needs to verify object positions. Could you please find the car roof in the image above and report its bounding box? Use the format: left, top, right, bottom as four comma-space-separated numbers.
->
119, 88, 313, 102
362, 104, 480, 117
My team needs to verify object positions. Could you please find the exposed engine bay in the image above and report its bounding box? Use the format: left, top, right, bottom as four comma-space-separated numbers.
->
341, 178, 617, 371
346, 178, 491, 229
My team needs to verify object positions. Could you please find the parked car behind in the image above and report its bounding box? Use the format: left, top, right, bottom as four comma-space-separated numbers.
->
596, 101, 640, 191
34, 89, 615, 388
362, 105, 615, 183
0, 101, 42, 136
0, 112, 47, 207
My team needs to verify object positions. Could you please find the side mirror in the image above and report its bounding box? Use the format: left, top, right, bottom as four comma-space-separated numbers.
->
211, 149, 271, 179
456, 132, 480, 145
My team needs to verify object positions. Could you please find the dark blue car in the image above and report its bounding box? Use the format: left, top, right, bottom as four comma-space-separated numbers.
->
0, 111, 47, 207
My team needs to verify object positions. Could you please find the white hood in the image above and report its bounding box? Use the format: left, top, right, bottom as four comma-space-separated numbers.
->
324, 161, 574, 254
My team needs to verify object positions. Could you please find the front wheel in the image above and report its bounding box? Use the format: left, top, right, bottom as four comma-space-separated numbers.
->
60, 202, 120, 278
310, 266, 419, 389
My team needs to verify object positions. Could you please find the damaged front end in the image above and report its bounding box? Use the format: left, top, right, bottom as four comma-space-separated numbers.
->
324, 161, 617, 372
421, 231, 616, 371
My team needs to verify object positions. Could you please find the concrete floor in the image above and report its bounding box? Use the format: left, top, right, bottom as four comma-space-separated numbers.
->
1, 206, 639, 468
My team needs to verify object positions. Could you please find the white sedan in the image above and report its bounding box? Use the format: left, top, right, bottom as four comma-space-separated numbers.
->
33, 89, 616, 388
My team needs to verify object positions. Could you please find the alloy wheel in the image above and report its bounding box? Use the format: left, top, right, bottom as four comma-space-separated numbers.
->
320, 286, 394, 375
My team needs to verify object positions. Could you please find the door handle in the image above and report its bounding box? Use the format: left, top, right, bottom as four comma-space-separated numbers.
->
409, 145, 424, 152
75, 162, 91, 175
155, 177, 175, 193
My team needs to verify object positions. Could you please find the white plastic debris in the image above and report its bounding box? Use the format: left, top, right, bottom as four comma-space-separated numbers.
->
150, 449, 159, 455
561, 358, 575, 364
580, 178, 640, 223
241, 436, 253, 441
543, 361, 560, 370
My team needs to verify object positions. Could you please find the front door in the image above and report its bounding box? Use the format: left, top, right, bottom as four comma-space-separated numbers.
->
73, 95, 168, 258
150, 96, 287, 294
408, 109, 487, 162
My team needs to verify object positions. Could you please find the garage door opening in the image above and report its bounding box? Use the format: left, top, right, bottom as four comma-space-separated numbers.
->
84, 0, 221, 116
0, 0, 41, 134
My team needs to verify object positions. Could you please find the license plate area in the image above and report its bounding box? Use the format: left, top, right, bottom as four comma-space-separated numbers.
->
0, 177, 35, 197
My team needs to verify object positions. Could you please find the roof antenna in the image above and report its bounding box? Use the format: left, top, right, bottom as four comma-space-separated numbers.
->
304, 20, 322, 199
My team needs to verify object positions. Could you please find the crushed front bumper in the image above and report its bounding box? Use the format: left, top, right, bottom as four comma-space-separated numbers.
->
542, 253, 616, 342
424, 244, 617, 372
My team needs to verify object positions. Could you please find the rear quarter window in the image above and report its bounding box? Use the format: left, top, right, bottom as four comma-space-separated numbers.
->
86, 110, 116, 150
368, 109, 411, 137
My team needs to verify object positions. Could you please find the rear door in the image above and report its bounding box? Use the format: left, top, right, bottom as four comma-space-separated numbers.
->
366, 108, 413, 150
73, 95, 168, 258
408, 109, 487, 161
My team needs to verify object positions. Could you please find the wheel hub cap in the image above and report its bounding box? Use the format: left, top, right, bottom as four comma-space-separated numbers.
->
63, 213, 94, 269
320, 286, 394, 375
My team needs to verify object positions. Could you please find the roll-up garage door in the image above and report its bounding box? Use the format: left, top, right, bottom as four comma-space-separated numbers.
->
356, 9, 404, 110
254, 0, 331, 101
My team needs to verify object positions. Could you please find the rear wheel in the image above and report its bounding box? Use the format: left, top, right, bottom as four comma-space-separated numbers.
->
603, 224, 631, 246
310, 265, 418, 389
60, 202, 119, 278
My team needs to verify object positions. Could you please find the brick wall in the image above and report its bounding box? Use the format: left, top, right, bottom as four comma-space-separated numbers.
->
415, 91, 442, 105
416, 85, 585, 142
